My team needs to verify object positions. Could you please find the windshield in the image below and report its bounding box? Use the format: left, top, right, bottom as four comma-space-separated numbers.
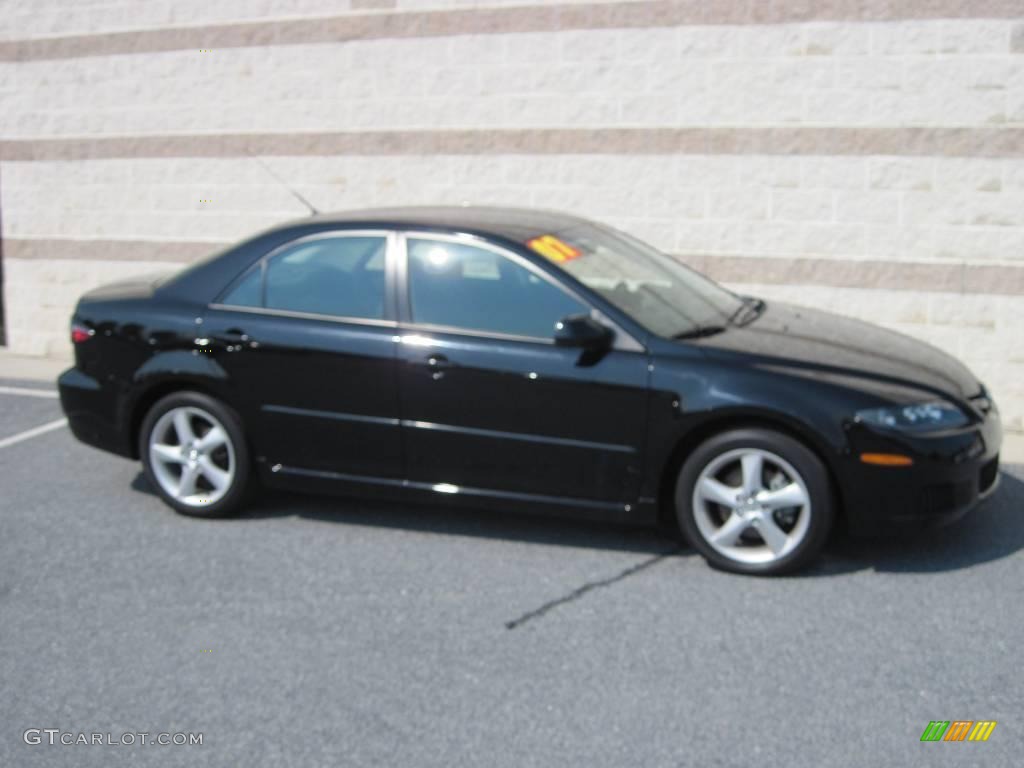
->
532, 223, 745, 338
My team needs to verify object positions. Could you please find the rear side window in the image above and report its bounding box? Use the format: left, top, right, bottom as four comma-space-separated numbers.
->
220, 235, 388, 320
406, 238, 587, 339
221, 266, 261, 307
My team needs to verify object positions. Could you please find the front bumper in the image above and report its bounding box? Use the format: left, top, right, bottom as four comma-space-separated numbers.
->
838, 408, 1002, 536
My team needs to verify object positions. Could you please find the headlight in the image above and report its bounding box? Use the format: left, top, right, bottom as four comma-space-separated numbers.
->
855, 401, 969, 432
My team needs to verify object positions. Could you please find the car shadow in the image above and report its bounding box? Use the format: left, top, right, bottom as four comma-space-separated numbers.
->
130, 464, 1024, 574
807, 466, 1024, 577
128, 472, 676, 556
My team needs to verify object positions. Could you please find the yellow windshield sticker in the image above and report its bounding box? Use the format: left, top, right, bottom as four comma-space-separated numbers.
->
527, 235, 582, 263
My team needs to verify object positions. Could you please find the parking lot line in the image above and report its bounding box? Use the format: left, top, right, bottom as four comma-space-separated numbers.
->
0, 418, 67, 449
0, 386, 59, 399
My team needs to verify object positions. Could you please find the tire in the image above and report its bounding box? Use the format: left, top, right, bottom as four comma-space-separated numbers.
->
674, 428, 833, 575
139, 391, 251, 518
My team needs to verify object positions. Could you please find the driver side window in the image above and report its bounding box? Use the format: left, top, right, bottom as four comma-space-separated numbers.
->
406, 238, 588, 339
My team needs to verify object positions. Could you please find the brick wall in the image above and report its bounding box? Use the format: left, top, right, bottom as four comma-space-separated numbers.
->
1, 0, 1022, 430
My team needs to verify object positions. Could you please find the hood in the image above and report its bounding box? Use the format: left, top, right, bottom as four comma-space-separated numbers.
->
689, 301, 979, 401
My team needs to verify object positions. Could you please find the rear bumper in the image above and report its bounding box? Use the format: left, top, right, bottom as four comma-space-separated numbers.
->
58, 367, 133, 458
838, 409, 1002, 536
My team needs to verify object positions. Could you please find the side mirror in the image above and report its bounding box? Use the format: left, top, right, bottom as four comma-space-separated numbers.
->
553, 314, 614, 350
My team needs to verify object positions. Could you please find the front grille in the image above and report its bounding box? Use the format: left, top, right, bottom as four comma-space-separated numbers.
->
980, 455, 999, 493
919, 480, 973, 516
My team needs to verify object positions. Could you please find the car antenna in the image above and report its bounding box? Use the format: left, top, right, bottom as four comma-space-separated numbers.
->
249, 153, 319, 216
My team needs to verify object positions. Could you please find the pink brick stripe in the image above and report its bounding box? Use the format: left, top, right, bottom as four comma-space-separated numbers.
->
7, 238, 1024, 296
3, 127, 1023, 162
1, 0, 1022, 62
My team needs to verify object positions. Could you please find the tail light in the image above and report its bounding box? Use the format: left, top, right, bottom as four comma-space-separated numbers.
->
71, 323, 95, 344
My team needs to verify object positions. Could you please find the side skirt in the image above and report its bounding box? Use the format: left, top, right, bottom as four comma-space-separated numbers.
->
256, 460, 656, 524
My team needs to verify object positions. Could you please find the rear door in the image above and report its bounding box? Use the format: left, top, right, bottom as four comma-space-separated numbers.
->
203, 231, 403, 479
395, 232, 650, 508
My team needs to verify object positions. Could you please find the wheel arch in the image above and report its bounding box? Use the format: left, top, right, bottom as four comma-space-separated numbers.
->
655, 409, 846, 533
127, 377, 235, 459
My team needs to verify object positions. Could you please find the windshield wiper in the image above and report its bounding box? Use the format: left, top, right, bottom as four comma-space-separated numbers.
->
728, 296, 765, 326
673, 325, 727, 340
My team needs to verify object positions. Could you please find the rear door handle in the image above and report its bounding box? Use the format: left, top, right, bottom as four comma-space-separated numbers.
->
425, 354, 452, 380
426, 354, 451, 368
213, 328, 257, 350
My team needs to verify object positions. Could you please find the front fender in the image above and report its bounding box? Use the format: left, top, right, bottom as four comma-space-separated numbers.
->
641, 356, 858, 503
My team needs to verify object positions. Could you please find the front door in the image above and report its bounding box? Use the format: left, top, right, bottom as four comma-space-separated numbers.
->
395, 234, 649, 507
203, 231, 403, 479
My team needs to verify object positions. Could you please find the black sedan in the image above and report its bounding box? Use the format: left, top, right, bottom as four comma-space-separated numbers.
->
58, 207, 1002, 574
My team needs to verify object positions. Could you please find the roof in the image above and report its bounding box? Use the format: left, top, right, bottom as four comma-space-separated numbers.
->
162, 207, 596, 305
298, 206, 594, 243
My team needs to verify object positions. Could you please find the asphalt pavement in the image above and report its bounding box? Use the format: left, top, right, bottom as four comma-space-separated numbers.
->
1, 377, 1021, 767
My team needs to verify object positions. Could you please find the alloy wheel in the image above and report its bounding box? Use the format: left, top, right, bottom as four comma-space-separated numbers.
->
148, 406, 236, 507
691, 447, 812, 565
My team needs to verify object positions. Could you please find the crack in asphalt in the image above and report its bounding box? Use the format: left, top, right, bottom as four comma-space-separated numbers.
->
504, 547, 682, 630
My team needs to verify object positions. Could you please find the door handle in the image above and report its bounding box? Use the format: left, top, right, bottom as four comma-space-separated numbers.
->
215, 328, 257, 350
426, 354, 451, 368
425, 354, 452, 380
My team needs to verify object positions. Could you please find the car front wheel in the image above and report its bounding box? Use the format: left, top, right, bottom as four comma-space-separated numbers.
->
675, 428, 834, 575
139, 391, 251, 517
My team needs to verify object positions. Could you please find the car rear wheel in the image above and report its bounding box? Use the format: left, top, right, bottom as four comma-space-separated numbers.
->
675, 428, 833, 575
140, 392, 251, 517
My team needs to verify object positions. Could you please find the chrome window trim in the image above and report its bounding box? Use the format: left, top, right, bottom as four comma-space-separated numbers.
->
206, 303, 399, 329
396, 321, 558, 347
397, 230, 644, 352
212, 229, 396, 322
